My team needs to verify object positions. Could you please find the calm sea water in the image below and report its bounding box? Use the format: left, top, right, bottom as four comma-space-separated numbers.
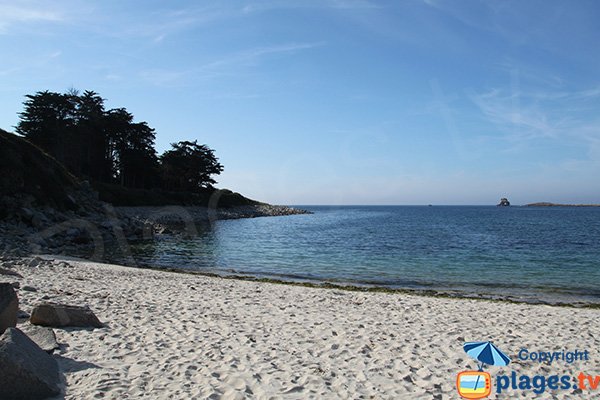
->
127, 206, 600, 304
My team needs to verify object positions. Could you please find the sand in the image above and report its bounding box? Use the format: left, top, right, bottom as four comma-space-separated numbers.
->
6, 256, 600, 399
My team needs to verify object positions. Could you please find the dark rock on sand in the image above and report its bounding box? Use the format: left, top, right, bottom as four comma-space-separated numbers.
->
17, 310, 30, 320
0, 268, 23, 278
20, 325, 60, 354
30, 303, 103, 328
27, 257, 45, 268
0, 327, 60, 399
0, 283, 18, 334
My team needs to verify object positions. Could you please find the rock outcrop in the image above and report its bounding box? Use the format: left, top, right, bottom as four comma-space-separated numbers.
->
497, 198, 510, 207
0, 283, 18, 334
0, 327, 61, 399
118, 204, 312, 236
30, 303, 103, 328
0, 128, 311, 261
0, 129, 80, 218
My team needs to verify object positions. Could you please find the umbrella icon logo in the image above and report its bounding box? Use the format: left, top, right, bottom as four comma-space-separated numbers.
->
456, 341, 511, 399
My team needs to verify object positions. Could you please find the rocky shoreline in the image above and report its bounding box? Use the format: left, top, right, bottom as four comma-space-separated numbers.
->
117, 204, 311, 232
0, 188, 311, 260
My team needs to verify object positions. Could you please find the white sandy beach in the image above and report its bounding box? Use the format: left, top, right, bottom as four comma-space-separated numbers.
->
7, 257, 600, 399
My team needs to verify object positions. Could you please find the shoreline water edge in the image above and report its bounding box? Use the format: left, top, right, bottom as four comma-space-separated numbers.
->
2, 206, 600, 399
1, 204, 599, 308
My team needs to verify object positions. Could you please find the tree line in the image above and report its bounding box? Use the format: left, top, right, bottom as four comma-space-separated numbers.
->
15, 90, 223, 192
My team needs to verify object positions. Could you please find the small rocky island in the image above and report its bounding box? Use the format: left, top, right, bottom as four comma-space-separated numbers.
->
497, 198, 511, 207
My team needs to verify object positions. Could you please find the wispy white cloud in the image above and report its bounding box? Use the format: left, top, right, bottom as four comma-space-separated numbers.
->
0, 66, 20, 76
466, 61, 600, 180
242, 0, 381, 14
564, 86, 600, 100
470, 88, 558, 141
139, 42, 324, 87
105, 74, 122, 82
139, 69, 187, 87
225, 42, 325, 64
193, 41, 324, 82
327, 0, 381, 10
205, 92, 262, 100
420, 0, 495, 32
120, 5, 232, 42
105, 2, 341, 44
0, 49, 63, 78
0, 3, 63, 33
469, 83, 600, 166
420, 0, 533, 44
493, 60, 567, 90
429, 79, 467, 158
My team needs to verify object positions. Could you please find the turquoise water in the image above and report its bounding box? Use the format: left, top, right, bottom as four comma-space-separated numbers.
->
127, 206, 600, 303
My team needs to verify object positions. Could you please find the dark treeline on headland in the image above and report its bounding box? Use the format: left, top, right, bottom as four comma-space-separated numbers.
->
0, 92, 307, 258
13, 89, 252, 207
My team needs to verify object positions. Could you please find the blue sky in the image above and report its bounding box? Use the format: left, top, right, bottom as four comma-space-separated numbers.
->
1, 0, 599, 205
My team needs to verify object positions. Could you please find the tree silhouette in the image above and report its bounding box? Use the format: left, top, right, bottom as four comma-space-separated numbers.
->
16, 90, 160, 189
74, 91, 109, 181
15, 89, 224, 195
16, 91, 78, 170
160, 141, 223, 191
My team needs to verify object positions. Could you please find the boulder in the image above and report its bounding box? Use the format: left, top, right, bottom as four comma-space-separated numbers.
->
27, 257, 44, 268
0, 283, 18, 334
17, 310, 30, 320
20, 325, 60, 354
0, 268, 23, 278
30, 211, 48, 228
66, 228, 80, 237
30, 303, 103, 328
19, 207, 34, 222
0, 327, 60, 399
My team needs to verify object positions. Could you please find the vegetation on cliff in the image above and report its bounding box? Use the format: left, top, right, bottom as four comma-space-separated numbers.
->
15, 90, 228, 199
0, 128, 81, 218
10, 89, 257, 208
0, 128, 257, 212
